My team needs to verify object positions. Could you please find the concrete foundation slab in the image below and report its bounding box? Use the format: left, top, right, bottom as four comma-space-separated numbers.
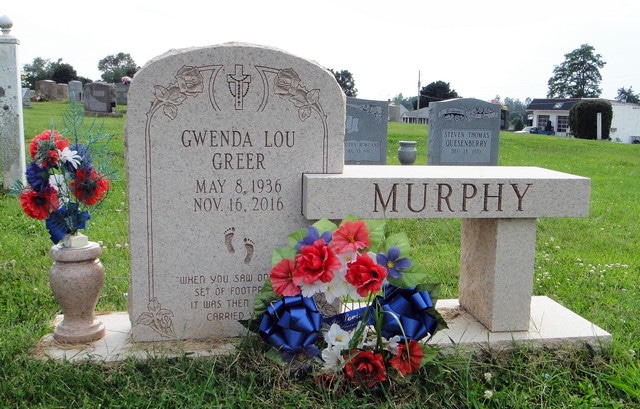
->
34, 297, 610, 362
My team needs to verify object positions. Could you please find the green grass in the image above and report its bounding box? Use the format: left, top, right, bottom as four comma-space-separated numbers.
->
1, 101, 639, 407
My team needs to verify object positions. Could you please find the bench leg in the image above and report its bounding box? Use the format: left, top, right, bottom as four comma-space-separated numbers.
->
458, 218, 536, 332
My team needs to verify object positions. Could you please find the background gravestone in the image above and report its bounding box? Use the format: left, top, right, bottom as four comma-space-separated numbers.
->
22, 87, 31, 108
84, 82, 116, 113
115, 83, 129, 105
126, 42, 345, 342
344, 97, 388, 164
68, 80, 82, 102
427, 98, 500, 165
36, 79, 57, 100
56, 83, 69, 100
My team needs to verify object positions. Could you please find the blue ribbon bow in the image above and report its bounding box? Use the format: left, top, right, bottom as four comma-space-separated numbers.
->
259, 295, 322, 351
376, 285, 438, 341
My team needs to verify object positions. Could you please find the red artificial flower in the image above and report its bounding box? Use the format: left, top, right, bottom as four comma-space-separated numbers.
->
332, 220, 370, 254
343, 349, 387, 387
41, 149, 61, 169
28, 130, 69, 160
270, 258, 300, 296
19, 186, 59, 220
293, 238, 341, 286
345, 252, 387, 297
389, 340, 423, 376
70, 168, 110, 205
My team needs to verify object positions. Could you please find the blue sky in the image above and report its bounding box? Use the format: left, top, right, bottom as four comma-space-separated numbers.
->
4, 0, 640, 103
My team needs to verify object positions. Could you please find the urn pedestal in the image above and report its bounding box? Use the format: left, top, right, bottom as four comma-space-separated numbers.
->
49, 237, 105, 343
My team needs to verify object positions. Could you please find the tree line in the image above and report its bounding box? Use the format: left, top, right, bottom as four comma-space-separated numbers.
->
21, 53, 140, 89
22, 44, 639, 113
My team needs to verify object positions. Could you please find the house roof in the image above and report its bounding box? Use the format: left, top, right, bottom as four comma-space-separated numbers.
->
526, 98, 582, 111
402, 107, 430, 118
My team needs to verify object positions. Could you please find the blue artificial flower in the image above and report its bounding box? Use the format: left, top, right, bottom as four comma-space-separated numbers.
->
281, 344, 320, 363
64, 144, 92, 174
45, 202, 90, 243
25, 162, 50, 193
376, 246, 411, 279
281, 344, 320, 374
295, 225, 332, 251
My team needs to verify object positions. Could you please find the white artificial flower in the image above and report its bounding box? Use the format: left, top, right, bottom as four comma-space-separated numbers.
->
323, 275, 350, 303
58, 147, 82, 169
337, 250, 357, 265
48, 174, 69, 202
383, 335, 401, 354
299, 280, 328, 298
324, 323, 352, 350
321, 347, 342, 371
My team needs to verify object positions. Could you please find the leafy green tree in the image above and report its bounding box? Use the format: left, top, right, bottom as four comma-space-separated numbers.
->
392, 93, 416, 110
569, 99, 612, 140
50, 62, 78, 84
98, 52, 139, 83
512, 117, 524, 131
615, 86, 640, 104
328, 69, 357, 97
22, 57, 52, 89
547, 44, 606, 98
504, 96, 529, 127
415, 80, 459, 109
76, 76, 93, 85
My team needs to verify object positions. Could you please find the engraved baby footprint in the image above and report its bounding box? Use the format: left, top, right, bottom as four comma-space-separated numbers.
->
224, 227, 235, 253
243, 238, 255, 264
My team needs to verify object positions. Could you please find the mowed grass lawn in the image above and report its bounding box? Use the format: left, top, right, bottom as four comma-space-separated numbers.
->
0, 101, 638, 408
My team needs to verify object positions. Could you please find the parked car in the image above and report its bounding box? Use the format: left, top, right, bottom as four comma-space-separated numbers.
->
515, 126, 538, 134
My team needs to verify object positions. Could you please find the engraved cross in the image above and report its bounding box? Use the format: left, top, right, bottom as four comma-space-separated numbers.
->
227, 64, 251, 110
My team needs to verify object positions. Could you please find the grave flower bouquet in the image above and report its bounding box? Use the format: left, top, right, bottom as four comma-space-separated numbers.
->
242, 216, 447, 388
16, 112, 111, 245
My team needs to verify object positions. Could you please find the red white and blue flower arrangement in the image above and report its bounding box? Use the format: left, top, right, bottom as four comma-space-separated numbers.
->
16, 120, 110, 244
242, 216, 447, 388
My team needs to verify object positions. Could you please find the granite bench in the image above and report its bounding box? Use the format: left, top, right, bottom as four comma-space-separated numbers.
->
302, 165, 590, 332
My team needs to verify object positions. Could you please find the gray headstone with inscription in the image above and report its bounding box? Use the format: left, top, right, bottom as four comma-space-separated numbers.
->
344, 97, 388, 164
427, 98, 500, 165
68, 80, 83, 102
84, 82, 116, 113
115, 83, 129, 105
125, 42, 345, 342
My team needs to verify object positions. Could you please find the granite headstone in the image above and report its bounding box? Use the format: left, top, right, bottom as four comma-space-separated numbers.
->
84, 82, 116, 113
427, 98, 500, 165
56, 83, 69, 100
344, 97, 388, 164
68, 80, 83, 102
22, 87, 31, 108
36, 79, 57, 100
115, 83, 128, 105
125, 43, 345, 341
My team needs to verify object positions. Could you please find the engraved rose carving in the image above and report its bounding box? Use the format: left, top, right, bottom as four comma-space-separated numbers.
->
273, 68, 301, 98
153, 85, 188, 120
175, 65, 204, 96
149, 65, 207, 120
136, 297, 175, 337
274, 68, 321, 122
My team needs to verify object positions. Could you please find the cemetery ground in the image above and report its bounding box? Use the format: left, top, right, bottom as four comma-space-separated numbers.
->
0, 101, 638, 408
